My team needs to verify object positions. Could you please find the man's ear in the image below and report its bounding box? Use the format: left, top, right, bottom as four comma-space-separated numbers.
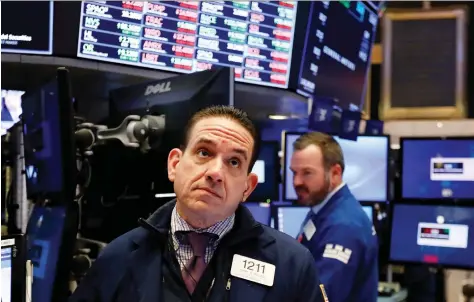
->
242, 172, 259, 202
168, 148, 182, 182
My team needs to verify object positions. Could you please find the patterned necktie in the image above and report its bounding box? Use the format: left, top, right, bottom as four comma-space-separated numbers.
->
181, 232, 213, 294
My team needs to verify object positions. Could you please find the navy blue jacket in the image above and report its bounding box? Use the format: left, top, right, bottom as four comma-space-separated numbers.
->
70, 200, 328, 302
298, 185, 378, 302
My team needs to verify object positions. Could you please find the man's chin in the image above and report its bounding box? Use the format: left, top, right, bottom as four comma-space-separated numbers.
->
296, 197, 312, 206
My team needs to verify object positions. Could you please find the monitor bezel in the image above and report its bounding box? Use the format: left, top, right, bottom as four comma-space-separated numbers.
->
282, 131, 390, 202
399, 136, 474, 202
1, 234, 27, 302
388, 201, 474, 270
247, 140, 280, 202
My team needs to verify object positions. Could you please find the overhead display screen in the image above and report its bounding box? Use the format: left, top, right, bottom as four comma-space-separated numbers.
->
77, 1, 298, 89
1, 1, 54, 55
296, 1, 378, 110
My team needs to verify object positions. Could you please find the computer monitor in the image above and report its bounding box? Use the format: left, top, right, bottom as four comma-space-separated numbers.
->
247, 141, 280, 202
243, 202, 272, 226
105, 67, 235, 197
389, 203, 474, 269
400, 137, 474, 200
1, 90, 24, 136
294, 1, 378, 111
21, 68, 76, 203
273, 205, 310, 238
26, 203, 79, 302
1, 235, 27, 302
283, 132, 389, 202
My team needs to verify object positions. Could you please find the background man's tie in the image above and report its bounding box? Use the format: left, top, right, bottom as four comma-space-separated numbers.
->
181, 232, 213, 294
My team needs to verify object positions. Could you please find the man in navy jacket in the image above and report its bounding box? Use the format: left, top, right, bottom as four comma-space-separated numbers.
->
70, 106, 327, 302
290, 132, 378, 302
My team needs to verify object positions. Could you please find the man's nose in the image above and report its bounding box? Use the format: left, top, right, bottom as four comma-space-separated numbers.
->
293, 174, 303, 187
205, 158, 224, 183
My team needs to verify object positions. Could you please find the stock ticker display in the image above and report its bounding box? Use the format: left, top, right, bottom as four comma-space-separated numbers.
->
296, 1, 377, 110
77, 1, 298, 88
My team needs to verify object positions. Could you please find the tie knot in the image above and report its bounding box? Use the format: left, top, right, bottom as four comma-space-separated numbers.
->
185, 232, 214, 257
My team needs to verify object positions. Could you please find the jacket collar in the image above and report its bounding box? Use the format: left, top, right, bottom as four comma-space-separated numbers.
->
137, 199, 269, 247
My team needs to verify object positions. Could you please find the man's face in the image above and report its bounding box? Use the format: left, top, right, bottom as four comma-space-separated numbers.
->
168, 117, 258, 227
290, 145, 331, 206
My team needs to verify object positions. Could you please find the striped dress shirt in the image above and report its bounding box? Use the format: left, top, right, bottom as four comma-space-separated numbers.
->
170, 206, 235, 269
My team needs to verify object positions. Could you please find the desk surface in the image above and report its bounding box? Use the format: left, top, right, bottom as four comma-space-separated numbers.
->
377, 289, 408, 302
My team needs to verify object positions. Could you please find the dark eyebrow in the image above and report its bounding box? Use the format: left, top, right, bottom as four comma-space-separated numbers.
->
195, 138, 248, 161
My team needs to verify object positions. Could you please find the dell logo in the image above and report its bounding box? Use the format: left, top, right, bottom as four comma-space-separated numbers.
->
144, 81, 172, 96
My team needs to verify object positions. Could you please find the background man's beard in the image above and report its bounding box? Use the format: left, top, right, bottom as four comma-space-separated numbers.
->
297, 174, 332, 206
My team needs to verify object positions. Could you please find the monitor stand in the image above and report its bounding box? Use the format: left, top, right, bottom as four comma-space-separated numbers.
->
435, 268, 446, 302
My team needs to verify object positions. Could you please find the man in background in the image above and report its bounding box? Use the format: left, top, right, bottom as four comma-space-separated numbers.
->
290, 131, 378, 302
70, 106, 327, 302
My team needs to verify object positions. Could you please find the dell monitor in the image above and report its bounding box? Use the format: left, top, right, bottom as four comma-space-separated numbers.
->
390, 203, 474, 269
106, 67, 235, 197
283, 132, 389, 202
295, 1, 378, 111
1, 235, 27, 302
243, 202, 272, 226
247, 141, 280, 202
400, 137, 474, 200
26, 203, 79, 302
21, 68, 76, 203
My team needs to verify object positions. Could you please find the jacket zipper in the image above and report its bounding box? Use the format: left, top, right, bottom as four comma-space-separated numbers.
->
226, 278, 231, 290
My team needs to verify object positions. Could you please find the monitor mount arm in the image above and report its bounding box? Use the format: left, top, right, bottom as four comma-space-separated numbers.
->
75, 114, 166, 154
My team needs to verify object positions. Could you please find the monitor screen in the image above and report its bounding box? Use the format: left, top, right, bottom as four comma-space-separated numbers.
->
362, 205, 373, 222
1, 1, 54, 55
390, 204, 474, 269
248, 141, 279, 202
284, 132, 389, 202
21, 69, 76, 201
401, 138, 474, 200
77, 1, 298, 89
243, 202, 271, 225
26, 206, 67, 302
295, 1, 378, 110
1, 90, 24, 136
1, 246, 12, 302
276, 206, 309, 238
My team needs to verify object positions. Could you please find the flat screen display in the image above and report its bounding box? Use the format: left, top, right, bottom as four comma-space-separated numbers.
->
401, 138, 474, 200
390, 204, 474, 269
1, 90, 24, 136
243, 202, 271, 225
1, 247, 12, 302
26, 206, 67, 302
284, 133, 388, 202
296, 1, 377, 110
1, 1, 54, 55
22, 81, 65, 197
77, 1, 298, 88
248, 141, 279, 202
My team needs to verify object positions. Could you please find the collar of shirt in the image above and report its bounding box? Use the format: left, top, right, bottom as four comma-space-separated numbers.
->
311, 182, 346, 215
170, 205, 235, 250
